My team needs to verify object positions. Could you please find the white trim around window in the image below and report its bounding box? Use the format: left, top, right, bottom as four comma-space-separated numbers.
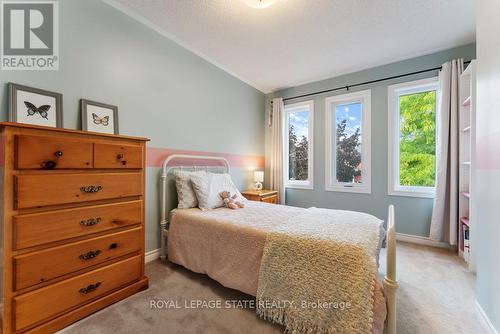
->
325, 90, 371, 194
388, 77, 438, 198
284, 100, 314, 189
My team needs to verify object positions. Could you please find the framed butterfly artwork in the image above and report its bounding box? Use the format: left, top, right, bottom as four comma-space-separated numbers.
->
80, 99, 119, 134
8, 83, 63, 128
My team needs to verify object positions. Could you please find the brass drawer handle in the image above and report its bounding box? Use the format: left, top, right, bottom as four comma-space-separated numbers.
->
80, 217, 101, 227
79, 282, 101, 294
79, 250, 102, 261
80, 185, 102, 193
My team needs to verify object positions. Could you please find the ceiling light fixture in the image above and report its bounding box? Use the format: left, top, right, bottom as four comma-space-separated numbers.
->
241, 0, 276, 9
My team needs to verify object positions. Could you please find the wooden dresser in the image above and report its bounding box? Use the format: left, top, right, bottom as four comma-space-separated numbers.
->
0, 122, 149, 333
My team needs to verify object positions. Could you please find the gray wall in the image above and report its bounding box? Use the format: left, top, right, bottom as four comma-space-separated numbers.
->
265, 44, 476, 237
475, 0, 500, 331
0, 0, 265, 251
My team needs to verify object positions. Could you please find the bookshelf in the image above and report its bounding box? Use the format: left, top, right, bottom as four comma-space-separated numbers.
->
458, 60, 476, 271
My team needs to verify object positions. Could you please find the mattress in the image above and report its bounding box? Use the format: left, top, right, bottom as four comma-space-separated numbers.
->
167, 201, 386, 333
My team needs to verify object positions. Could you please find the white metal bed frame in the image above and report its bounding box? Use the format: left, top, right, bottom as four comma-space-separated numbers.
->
159, 154, 398, 334
159, 154, 230, 261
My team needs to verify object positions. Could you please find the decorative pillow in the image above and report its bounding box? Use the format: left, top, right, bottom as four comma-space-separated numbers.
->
174, 170, 206, 209
190, 172, 246, 210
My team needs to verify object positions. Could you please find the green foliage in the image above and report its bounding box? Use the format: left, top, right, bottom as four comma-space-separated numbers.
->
336, 120, 362, 182
399, 91, 436, 187
288, 125, 308, 180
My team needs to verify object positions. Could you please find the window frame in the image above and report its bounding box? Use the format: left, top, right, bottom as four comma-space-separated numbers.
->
283, 100, 314, 190
387, 77, 439, 198
325, 89, 372, 194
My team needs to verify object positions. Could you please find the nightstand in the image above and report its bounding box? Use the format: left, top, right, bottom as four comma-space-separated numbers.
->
242, 189, 278, 204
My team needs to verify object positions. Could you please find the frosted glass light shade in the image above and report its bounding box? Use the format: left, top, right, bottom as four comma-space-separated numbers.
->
254, 171, 264, 183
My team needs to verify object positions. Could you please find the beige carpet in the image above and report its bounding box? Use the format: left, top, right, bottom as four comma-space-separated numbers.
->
61, 242, 490, 334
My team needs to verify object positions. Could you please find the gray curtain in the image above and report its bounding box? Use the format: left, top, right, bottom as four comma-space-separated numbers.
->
429, 59, 464, 244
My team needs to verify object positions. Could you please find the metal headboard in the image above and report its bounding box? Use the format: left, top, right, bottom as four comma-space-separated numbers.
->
159, 154, 230, 260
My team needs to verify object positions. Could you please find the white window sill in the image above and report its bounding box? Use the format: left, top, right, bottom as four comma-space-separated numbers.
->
388, 189, 435, 199
285, 183, 314, 190
325, 185, 371, 194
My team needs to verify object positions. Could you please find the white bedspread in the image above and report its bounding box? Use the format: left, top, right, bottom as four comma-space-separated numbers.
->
167, 201, 387, 334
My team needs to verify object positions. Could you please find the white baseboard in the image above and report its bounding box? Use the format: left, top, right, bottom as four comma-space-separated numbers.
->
396, 233, 455, 250
145, 248, 161, 263
476, 300, 499, 334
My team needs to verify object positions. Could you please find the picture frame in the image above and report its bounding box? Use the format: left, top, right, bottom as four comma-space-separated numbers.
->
80, 99, 119, 135
8, 83, 63, 128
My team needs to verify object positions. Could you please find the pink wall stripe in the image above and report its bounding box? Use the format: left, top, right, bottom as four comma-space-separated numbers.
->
476, 132, 500, 170
146, 147, 265, 169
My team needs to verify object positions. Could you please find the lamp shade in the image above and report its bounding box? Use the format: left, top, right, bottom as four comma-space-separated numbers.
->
254, 171, 264, 183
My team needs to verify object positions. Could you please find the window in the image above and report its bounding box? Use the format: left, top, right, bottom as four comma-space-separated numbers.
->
325, 90, 371, 193
284, 100, 314, 189
388, 77, 438, 198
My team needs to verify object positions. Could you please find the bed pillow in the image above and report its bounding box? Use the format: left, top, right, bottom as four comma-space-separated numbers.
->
190, 172, 246, 210
174, 170, 207, 209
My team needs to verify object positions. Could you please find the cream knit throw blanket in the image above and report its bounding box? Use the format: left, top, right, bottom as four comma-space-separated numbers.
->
256, 208, 383, 334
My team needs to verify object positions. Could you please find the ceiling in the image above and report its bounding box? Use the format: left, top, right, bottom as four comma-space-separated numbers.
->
106, 0, 475, 93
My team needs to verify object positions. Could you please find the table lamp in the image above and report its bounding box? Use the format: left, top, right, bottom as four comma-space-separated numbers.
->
254, 171, 264, 190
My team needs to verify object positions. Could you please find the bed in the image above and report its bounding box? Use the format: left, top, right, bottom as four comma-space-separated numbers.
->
159, 154, 398, 334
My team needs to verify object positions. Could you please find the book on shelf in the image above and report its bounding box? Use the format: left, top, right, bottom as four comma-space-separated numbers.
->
463, 226, 470, 263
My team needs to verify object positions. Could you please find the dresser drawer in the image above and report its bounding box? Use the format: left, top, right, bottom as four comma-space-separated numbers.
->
13, 255, 142, 331
14, 200, 142, 249
94, 143, 143, 169
14, 228, 142, 291
261, 195, 277, 204
15, 172, 142, 209
15, 135, 93, 169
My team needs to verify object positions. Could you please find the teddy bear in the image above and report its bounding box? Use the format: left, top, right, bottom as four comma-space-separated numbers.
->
219, 191, 245, 209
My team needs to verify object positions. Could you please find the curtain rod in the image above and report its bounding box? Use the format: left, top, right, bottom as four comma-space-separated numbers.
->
271, 60, 471, 103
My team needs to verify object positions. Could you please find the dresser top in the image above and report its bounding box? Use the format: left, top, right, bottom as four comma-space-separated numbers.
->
0, 122, 150, 141
241, 189, 278, 196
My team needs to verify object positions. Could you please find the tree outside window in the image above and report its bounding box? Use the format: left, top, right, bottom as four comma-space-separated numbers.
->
284, 101, 313, 189
325, 90, 371, 193
335, 102, 363, 184
399, 91, 436, 187
388, 77, 438, 198
288, 124, 309, 181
